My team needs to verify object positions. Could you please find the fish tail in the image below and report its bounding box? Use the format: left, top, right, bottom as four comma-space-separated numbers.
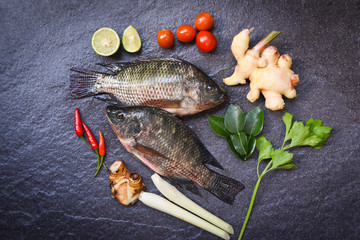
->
70, 68, 105, 98
207, 173, 245, 205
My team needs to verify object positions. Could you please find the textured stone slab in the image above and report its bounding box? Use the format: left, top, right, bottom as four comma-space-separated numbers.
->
0, 0, 359, 239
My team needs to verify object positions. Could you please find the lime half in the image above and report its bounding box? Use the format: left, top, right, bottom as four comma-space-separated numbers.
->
91, 27, 120, 56
122, 26, 142, 53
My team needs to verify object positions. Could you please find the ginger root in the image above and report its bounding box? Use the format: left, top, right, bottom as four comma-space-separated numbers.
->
223, 29, 299, 110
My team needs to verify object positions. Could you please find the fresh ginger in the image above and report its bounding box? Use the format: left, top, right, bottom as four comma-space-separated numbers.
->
223, 29, 299, 110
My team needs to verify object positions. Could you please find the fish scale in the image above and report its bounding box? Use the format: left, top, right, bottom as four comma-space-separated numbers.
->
70, 58, 227, 116
104, 61, 184, 105
106, 105, 245, 204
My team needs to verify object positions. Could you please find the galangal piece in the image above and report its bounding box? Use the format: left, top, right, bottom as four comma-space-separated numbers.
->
109, 160, 146, 205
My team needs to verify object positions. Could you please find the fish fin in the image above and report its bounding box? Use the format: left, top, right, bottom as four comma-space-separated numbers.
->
154, 108, 225, 170
202, 152, 224, 170
131, 141, 201, 196
96, 62, 129, 73
94, 94, 122, 105
132, 57, 184, 63
132, 142, 169, 159
207, 173, 245, 205
70, 68, 106, 98
142, 99, 182, 109
168, 177, 200, 196
97, 58, 185, 73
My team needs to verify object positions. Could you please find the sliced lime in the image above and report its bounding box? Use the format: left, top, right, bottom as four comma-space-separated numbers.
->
122, 25, 142, 53
91, 27, 120, 56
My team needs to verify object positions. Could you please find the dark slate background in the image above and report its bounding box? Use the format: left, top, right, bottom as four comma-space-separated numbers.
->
1, 0, 359, 239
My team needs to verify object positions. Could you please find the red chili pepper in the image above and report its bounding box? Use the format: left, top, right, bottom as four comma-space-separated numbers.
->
99, 131, 105, 157
74, 108, 92, 148
94, 131, 108, 176
82, 122, 101, 177
82, 122, 99, 150
74, 108, 83, 136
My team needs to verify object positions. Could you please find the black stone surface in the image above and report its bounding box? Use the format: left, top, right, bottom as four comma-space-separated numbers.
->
1, 0, 359, 239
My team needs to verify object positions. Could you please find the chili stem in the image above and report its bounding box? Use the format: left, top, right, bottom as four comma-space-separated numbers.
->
102, 162, 108, 171
94, 165, 101, 176
94, 149, 101, 177
79, 135, 92, 148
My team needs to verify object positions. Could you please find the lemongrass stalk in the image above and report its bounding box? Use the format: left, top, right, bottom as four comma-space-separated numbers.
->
151, 173, 234, 234
139, 192, 230, 240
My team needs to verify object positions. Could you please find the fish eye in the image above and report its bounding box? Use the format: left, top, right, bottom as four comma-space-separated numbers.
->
207, 85, 215, 92
133, 127, 140, 134
116, 112, 124, 120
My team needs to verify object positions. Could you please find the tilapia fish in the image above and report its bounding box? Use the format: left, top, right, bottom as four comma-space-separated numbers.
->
70, 58, 226, 116
106, 105, 244, 204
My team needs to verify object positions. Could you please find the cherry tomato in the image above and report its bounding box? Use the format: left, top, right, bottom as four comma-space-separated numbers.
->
195, 12, 214, 31
157, 30, 175, 48
176, 25, 196, 42
196, 31, 217, 52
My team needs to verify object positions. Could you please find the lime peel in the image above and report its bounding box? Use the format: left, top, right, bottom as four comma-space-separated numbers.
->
122, 25, 142, 53
91, 27, 120, 56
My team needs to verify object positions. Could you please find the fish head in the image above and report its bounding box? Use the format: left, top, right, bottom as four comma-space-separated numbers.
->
105, 105, 143, 140
183, 71, 227, 113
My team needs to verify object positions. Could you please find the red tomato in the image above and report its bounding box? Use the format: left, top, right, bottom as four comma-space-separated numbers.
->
176, 25, 196, 42
195, 12, 214, 31
196, 31, 217, 52
176, 24, 196, 42
157, 30, 175, 48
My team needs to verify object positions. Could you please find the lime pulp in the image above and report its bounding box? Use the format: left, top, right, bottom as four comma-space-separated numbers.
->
91, 27, 120, 56
122, 25, 142, 53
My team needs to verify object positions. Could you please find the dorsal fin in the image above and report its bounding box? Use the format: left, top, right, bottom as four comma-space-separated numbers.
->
94, 94, 122, 105
97, 58, 186, 73
96, 62, 130, 73
154, 107, 225, 170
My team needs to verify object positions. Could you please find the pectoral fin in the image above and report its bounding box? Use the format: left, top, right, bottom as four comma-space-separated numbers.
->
132, 142, 200, 196
132, 143, 169, 159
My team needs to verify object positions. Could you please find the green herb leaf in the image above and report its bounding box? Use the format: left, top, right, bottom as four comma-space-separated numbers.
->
246, 137, 256, 158
306, 118, 332, 148
208, 115, 230, 138
276, 163, 297, 169
231, 132, 248, 155
256, 135, 274, 161
244, 106, 264, 137
283, 112, 293, 143
226, 138, 245, 160
288, 121, 323, 148
271, 149, 293, 169
224, 104, 245, 133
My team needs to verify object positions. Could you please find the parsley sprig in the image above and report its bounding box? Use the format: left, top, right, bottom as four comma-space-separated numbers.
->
239, 112, 332, 240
